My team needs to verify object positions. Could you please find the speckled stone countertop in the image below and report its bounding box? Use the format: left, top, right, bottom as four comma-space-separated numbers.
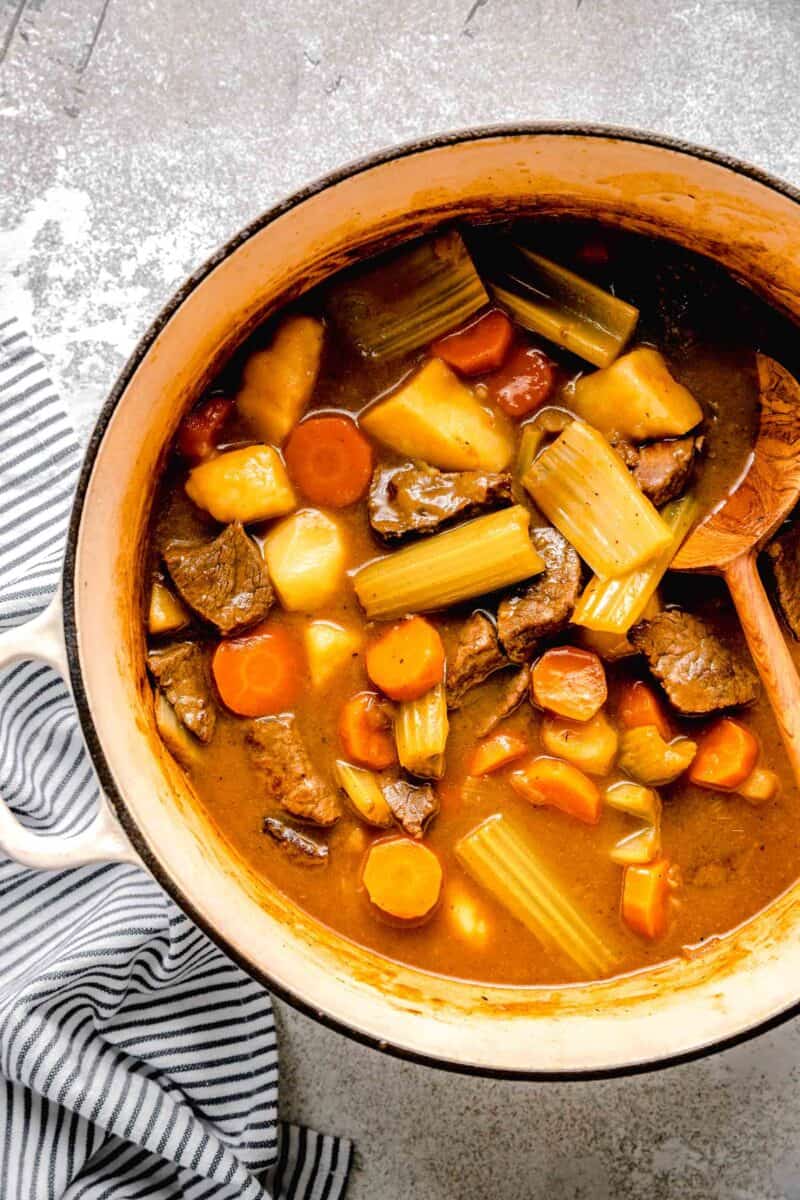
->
3, 1, 800, 1195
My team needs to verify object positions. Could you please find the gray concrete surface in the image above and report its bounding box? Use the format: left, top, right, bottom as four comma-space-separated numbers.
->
3, 0, 800, 1195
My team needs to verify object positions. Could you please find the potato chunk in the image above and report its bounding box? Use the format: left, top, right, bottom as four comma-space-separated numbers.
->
185, 445, 296, 524
361, 358, 513, 471
148, 581, 190, 634
237, 315, 324, 445
570, 348, 703, 440
305, 620, 362, 688
264, 509, 346, 611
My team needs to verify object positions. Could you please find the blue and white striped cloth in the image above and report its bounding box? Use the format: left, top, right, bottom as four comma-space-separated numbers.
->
0, 316, 352, 1200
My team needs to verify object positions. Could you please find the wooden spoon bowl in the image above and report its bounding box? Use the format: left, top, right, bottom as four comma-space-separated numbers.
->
673, 354, 800, 780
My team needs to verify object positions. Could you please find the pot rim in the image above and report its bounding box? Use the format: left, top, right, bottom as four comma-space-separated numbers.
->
61, 122, 800, 1080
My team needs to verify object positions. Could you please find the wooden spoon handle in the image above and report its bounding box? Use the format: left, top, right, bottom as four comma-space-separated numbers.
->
725, 551, 800, 785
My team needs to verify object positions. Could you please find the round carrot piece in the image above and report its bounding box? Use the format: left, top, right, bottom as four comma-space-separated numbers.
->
487, 343, 556, 419
177, 395, 233, 461
284, 414, 373, 507
431, 309, 513, 376
619, 679, 671, 741
688, 718, 759, 791
531, 645, 607, 722
338, 691, 397, 769
212, 623, 302, 717
469, 732, 529, 777
362, 838, 443, 920
365, 616, 445, 702
510, 756, 601, 824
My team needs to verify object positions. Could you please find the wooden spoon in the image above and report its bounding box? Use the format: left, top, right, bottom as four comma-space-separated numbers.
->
673, 354, 800, 781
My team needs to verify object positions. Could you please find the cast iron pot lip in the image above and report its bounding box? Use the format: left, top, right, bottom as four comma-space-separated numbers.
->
61, 121, 800, 1081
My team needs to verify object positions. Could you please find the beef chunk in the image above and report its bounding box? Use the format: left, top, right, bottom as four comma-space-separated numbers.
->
262, 817, 328, 865
630, 610, 759, 715
368, 462, 512, 541
148, 643, 216, 743
383, 779, 439, 838
247, 715, 340, 826
629, 437, 698, 507
164, 522, 273, 635
446, 612, 508, 707
497, 528, 582, 662
477, 665, 531, 736
765, 521, 800, 639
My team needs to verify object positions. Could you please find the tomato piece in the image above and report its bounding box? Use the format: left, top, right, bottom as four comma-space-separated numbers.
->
177, 395, 234, 461
487, 344, 556, 418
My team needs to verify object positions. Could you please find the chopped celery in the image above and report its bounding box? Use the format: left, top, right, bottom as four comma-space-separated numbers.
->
540, 712, 618, 776
523, 420, 672, 579
618, 727, 697, 786
570, 348, 703, 440
334, 760, 393, 827
456, 813, 619, 978
353, 505, 544, 620
154, 692, 201, 769
361, 358, 513, 472
611, 825, 660, 866
328, 231, 489, 360
573, 494, 699, 634
516, 408, 573, 477
395, 684, 449, 779
482, 241, 639, 367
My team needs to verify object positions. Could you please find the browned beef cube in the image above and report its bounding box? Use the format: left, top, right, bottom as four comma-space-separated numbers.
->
383, 779, 438, 838
497, 528, 582, 662
147, 642, 216, 743
262, 817, 328, 865
613, 436, 699, 508
766, 521, 800, 639
247, 714, 340, 826
630, 610, 759, 715
368, 462, 512, 541
164, 522, 273, 635
446, 612, 508, 707
476, 665, 531, 736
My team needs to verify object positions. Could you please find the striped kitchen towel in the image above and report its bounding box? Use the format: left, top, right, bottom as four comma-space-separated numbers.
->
0, 315, 353, 1200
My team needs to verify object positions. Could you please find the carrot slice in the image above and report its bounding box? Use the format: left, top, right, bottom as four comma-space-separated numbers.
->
212, 623, 302, 717
619, 679, 671, 741
688, 718, 759, 791
431, 309, 513, 376
338, 691, 397, 769
363, 838, 443, 920
531, 646, 607, 722
177, 395, 233, 461
469, 732, 529, 777
622, 858, 670, 939
487, 343, 556, 418
510, 756, 601, 824
365, 616, 445, 702
284, 414, 373, 507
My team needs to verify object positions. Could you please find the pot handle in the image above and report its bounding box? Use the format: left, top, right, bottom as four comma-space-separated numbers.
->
0, 591, 140, 869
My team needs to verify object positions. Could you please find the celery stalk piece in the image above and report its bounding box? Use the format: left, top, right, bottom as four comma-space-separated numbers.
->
606, 781, 662, 866
327, 231, 489, 360
523, 420, 672, 579
334, 760, 393, 828
618, 727, 697, 786
395, 684, 449, 779
456, 813, 619, 978
353, 505, 544, 620
573, 493, 699, 634
482, 242, 639, 367
516, 423, 546, 478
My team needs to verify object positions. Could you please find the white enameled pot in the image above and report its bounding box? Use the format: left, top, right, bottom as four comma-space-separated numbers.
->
3, 126, 800, 1078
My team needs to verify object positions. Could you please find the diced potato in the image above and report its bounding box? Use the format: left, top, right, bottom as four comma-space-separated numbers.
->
606, 782, 662, 866
304, 620, 362, 688
361, 358, 513, 471
264, 508, 346, 611
738, 767, 779, 804
540, 712, 619, 776
148, 581, 189, 635
154, 691, 201, 769
570, 348, 703, 441
185, 445, 296, 524
237, 315, 324, 445
618, 726, 697, 786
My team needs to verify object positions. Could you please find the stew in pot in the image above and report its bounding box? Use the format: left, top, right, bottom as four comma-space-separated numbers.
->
143, 221, 800, 985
